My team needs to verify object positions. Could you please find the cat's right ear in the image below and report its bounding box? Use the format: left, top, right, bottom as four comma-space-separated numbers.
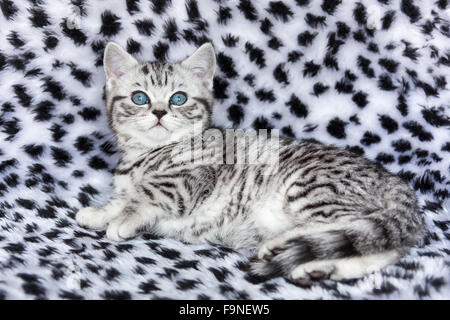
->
104, 42, 138, 82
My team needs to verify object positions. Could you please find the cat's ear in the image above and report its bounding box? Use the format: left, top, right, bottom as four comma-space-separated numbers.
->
181, 43, 216, 89
104, 42, 138, 81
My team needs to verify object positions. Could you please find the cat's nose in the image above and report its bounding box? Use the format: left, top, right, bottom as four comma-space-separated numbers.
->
152, 109, 167, 120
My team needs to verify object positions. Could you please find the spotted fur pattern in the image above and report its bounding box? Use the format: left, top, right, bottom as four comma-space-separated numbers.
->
0, 0, 449, 299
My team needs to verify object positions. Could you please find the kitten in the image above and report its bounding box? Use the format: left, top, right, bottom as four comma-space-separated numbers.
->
76, 42, 425, 283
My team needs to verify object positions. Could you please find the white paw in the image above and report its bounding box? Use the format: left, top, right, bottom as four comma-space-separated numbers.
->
76, 207, 108, 229
106, 215, 141, 241
257, 243, 272, 259
118, 221, 139, 239
290, 251, 400, 281
290, 265, 308, 279
257, 237, 286, 259
106, 216, 124, 241
291, 261, 336, 280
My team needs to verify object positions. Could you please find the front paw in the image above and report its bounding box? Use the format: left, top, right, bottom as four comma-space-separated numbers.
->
106, 217, 124, 241
76, 207, 109, 229
106, 215, 142, 241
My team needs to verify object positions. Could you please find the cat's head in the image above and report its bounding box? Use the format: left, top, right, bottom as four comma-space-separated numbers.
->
103, 42, 215, 147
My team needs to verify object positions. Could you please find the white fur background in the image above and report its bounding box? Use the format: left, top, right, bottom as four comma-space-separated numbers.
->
0, 0, 449, 299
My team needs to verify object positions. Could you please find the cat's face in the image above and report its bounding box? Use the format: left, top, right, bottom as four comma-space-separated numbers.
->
103, 42, 215, 147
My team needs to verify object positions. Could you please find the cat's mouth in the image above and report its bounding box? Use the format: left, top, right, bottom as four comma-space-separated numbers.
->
151, 121, 168, 131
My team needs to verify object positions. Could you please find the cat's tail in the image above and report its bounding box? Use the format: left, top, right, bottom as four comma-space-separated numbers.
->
249, 214, 425, 279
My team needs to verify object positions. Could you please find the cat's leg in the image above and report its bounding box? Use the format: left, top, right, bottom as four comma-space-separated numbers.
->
256, 224, 336, 260
251, 224, 339, 277
76, 197, 126, 229
76, 175, 131, 229
250, 220, 404, 280
290, 250, 400, 283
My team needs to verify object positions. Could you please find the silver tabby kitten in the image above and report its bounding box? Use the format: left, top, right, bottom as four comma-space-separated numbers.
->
76, 42, 425, 282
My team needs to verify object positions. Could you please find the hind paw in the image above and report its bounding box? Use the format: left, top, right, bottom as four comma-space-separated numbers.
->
257, 239, 287, 261
291, 262, 336, 284
291, 250, 400, 281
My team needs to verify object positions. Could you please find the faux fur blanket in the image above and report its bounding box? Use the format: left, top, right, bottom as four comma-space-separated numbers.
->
0, 0, 449, 299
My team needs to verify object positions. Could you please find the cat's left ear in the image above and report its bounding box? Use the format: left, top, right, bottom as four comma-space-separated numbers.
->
104, 42, 138, 82
181, 43, 216, 89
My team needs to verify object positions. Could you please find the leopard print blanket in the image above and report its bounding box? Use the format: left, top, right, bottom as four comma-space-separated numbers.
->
0, 0, 449, 299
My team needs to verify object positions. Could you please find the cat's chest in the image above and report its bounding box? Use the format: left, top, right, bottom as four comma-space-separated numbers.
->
118, 150, 175, 178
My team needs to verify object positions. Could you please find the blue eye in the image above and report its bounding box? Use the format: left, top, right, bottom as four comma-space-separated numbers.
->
131, 91, 149, 105
170, 92, 187, 106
